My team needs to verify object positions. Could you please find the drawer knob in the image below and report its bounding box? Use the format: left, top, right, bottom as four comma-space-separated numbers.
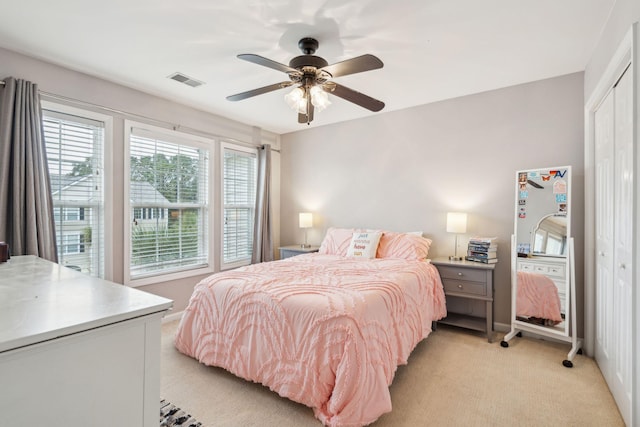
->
457, 272, 463, 276
457, 284, 463, 289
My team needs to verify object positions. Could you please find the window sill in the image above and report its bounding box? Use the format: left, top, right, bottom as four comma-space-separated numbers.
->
127, 264, 214, 287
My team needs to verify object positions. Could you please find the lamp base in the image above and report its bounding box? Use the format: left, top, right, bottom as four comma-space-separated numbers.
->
300, 244, 311, 248
449, 255, 463, 261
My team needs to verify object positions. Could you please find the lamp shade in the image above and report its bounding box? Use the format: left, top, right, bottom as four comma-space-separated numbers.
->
299, 212, 313, 228
446, 212, 467, 234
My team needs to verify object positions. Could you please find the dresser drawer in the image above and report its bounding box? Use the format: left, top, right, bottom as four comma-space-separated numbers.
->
442, 279, 487, 297
517, 260, 565, 278
437, 265, 487, 283
546, 264, 565, 277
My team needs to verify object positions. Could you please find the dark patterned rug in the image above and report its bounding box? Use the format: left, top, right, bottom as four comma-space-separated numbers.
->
160, 399, 203, 426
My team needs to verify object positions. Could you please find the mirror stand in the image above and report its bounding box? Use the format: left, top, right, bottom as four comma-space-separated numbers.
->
501, 235, 582, 367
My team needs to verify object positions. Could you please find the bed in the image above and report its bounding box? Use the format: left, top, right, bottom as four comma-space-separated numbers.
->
516, 270, 563, 325
175, 228, 446, 426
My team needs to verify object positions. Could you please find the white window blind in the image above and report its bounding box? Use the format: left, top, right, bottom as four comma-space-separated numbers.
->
128, 128, 209, 279
222, 145, 257, 268
43, 110, 104, 277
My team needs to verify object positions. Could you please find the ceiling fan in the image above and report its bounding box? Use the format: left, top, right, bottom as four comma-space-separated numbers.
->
226, 37, 385, 124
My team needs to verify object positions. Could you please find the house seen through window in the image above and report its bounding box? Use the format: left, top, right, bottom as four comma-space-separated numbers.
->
44, 109, 104, 277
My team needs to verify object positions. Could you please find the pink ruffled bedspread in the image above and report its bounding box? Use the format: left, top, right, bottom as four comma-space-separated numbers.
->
516, 271, 563, 322
175, 254, 446, 426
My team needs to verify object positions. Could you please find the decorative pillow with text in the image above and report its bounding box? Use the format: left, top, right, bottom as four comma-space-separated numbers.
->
346, 231, 383, 259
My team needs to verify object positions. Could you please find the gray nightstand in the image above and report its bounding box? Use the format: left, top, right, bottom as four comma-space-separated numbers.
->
431, 257, 495, 342
279, 245, 320, 260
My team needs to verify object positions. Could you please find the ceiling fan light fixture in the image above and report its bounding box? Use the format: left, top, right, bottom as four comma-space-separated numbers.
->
284, 86, 304, 108
310, 85, 331, 112
284, 86, 309, 114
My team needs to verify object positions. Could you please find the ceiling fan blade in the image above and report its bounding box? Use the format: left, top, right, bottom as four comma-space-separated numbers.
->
527, 179, 544, 189
328, 83, 385, 112
227, 81, 294, 101
237, 54, 300, 75
319, 54, 383, 78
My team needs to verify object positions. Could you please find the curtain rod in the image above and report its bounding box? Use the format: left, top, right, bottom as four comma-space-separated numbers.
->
0, 79, 279, 152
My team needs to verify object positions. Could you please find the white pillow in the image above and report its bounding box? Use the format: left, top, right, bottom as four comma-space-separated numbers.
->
346, 231, 382, 259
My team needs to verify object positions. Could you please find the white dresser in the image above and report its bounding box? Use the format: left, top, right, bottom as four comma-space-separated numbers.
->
0, 256, 173, 427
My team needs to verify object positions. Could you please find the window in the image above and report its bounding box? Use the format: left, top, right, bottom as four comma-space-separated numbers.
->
125, 122, 212, 284
222, 144, 257, 269
43, 108, 104, 277
545, 233, 564, 255
61, 234, 85, 255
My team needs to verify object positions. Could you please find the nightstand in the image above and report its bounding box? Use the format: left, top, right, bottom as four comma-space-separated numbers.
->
431, 257, 495, 342
279, 245, 320, 260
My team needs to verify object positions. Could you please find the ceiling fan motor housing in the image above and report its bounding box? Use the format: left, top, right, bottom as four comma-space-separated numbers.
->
289, 55, 329, 70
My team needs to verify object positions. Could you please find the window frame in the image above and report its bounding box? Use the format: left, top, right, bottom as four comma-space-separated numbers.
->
41, 101, 113, 279
124, 120, 214, 287
220, 142, 258, 270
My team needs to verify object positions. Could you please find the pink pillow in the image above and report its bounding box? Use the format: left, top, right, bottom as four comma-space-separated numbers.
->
318, 228, 358, 256
376, 232, 432, 260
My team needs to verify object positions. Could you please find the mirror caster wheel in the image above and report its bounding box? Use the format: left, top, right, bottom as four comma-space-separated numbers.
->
562, 359, 573, 368
516, 332, 523, 337
500, 340, 509, 348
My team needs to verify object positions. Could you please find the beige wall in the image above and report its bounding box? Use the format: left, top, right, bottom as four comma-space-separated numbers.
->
584, 1, 640, 100
0, 47, 281, 311
280, 72, 585, 329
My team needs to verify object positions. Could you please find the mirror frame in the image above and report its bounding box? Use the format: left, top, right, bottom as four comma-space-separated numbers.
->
512, 166, 571, 337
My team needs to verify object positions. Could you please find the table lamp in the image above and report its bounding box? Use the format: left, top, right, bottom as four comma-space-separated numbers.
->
299, 212, 313, 248
447, 212, 467, 261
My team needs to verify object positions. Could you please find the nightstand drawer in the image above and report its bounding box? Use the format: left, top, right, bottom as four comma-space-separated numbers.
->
442, 279, 487, 297
437, 265, 487, 283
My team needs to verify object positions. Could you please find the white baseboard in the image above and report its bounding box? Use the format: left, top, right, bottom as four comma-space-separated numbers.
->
162, 310, 184, 324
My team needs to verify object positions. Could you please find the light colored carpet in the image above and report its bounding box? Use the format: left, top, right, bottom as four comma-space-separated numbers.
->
161, 320, 624, 426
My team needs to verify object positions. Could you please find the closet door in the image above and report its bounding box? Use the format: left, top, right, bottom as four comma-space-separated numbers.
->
611, 65, 632, 422
594, 65, 633, 426
594, 87, 614, 386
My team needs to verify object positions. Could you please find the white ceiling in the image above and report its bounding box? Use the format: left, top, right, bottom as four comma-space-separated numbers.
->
0, 0, 615, 135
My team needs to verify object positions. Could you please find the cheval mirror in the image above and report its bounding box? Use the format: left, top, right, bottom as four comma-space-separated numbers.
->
501, 166, 582, 367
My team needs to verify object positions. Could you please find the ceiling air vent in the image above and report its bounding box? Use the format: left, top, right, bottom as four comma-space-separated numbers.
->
168, 72, 205, 88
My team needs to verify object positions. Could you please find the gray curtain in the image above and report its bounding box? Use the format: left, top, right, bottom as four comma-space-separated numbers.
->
251, 144, 273, 263
0, 77, 58, 262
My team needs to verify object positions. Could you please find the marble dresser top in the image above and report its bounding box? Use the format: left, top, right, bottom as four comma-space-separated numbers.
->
0, 256, 173, 353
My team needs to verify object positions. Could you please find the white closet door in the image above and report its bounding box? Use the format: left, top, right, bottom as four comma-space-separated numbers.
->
594, 87, 615, 381
611, 65, 633, 423
595, 65, 633, 426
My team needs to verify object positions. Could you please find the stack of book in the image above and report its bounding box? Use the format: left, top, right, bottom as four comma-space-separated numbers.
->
466, 237, 498, 264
